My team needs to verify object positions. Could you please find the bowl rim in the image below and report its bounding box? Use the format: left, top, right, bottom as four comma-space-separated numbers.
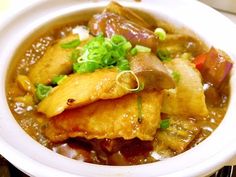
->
0, 0, 236, 177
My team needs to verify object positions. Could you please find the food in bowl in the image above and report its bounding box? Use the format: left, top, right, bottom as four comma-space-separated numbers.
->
6, 1, 233, 165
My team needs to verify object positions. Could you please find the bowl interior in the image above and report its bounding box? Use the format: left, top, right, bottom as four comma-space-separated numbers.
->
0, 0, 236, 177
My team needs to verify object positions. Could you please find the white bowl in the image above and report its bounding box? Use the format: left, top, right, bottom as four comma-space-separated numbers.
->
0, 0, 236, 177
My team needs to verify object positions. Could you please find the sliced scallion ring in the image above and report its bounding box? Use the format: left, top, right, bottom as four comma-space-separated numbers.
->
115, 70, 140, 92
154, 28, 166, 41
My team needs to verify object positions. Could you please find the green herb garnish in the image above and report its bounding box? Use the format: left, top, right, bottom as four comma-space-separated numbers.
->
52, 75, 68, 85
133, 82, 145, 93
172, 71, 181, 83
73, 34, 132, 73
160, 119, 170, 129
111, 35, 127, 46
130, 47, 138, 56
61, 39, 81, 49
71, 49, 81, 63
117, 59, 130, 71
157, 49, 172, 62
36, 84, 52, 101
134, 45, 151, 53
122, 42, 132, 51
154, 28, 166, 41
137, 95, 142, 123
73, 62, 100, 73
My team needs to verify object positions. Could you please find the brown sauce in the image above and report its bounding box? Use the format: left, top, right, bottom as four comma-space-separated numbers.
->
5, 10, 230, 165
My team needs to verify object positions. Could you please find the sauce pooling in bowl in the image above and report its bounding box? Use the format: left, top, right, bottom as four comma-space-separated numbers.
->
6, 1, 232, 165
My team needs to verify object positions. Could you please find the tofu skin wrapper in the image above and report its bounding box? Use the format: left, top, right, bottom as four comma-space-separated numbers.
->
45, 91, 163, 142
38, 68, 137, 118
28, 34, 92, 85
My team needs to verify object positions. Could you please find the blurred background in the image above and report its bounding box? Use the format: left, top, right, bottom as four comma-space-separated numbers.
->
0, 0, 236, 176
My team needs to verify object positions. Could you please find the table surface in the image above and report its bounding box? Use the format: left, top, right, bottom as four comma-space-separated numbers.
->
0, 0, 236, 177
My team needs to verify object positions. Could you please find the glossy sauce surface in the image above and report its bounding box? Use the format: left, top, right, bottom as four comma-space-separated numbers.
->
6, 13, 230, 165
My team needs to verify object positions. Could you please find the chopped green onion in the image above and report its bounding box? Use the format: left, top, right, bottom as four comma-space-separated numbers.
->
72, 34, 131, 74
116, 70, 140, 92
52, 75, 68, 85
117, 59, 130, 71
71, 49, 81, 63
111, 35, 126, 46
137, 95, 142, 123
61, 39, 81, 49
172, 71, 181, 83
157, 49, 172, 62
160, 119, 170, 129
122, 42, 132, 51
36, 84, 52, 101
154, 28, 166, 41
130, 47, 138, 56
73, 61, 100, 73
133, 82, 145, 93
135, 45, 151, 53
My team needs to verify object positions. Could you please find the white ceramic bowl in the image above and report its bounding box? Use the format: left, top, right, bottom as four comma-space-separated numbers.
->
0, 0, 236, 177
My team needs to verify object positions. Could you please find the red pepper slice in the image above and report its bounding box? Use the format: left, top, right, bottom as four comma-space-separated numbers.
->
193, 53, 207, 71
194, 47, 233, 88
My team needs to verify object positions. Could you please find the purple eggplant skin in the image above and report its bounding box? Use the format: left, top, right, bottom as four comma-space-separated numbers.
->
201, 47, 233, 88
104, 1, 153, 30
129, 52, 175, 90
88, 12, 159, 53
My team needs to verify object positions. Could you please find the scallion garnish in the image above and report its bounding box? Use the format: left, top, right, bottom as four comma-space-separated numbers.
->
71, 49, 81, 63
61, 39, 81, 49
122, 42, 132, 51
72, 34, 132, 73
154, 28, 166, 41
134, 45, 151, 53
116, 70, 140, 92
160, 119, 170, 129
171, 71, 181, 83
73, 61, 100, 73
52, 75, 68, 85
36, 84, 52, 101
157, 49, 172, 62
137, 95, 142, 123
134, 82, 145, 93
117, 59, 130, 71
130, 47, 138, 56
111, 35, 127, 46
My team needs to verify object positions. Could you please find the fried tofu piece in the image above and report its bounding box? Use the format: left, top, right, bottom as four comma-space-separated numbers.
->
28, 34, 92, 85
154, 117, 200, 153
161, 58, 208, 117
38, 68, 137, 118
45, 91, 163, 142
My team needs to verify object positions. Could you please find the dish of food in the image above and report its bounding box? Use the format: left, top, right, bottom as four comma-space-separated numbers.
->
5, 1, 233, 166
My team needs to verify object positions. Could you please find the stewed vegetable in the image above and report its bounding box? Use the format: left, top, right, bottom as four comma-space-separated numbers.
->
6, 1, 233, 165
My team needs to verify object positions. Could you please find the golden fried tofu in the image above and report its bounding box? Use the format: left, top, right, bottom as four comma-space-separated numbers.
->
45, 91, 163, 142
38, 68, 137, 118
161, 58, 208, 117
28, 34, 92, 85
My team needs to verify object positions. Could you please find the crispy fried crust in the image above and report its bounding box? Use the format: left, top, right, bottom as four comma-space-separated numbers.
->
45, 91, 163, 142
38, 68, 137, 118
